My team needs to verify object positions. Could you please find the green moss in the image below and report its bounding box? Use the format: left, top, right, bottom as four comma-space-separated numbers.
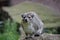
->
4, 2, 60, 28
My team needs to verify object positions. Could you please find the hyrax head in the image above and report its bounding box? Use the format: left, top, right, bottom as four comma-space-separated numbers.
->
21, 12, 34, 23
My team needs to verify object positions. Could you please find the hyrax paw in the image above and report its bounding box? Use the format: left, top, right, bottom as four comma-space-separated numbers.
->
34, 34, 40, 37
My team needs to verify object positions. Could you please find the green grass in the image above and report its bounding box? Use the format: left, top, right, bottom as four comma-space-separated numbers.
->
0, 19, 19, 40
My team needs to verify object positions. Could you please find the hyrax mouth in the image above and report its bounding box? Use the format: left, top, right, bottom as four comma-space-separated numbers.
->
23, 19, 28, 22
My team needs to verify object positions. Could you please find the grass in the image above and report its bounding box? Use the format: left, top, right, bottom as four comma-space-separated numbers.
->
0, 19, 19, 40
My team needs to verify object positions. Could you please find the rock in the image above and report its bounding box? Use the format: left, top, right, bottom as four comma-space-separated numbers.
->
19, 33, 60, 40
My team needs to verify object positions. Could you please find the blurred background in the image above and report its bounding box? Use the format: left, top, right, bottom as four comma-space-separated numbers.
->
0, 0, 60, 40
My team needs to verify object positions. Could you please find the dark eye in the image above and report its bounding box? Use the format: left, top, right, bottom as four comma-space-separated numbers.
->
23, 17, 25, 18
28, 17, 31, 18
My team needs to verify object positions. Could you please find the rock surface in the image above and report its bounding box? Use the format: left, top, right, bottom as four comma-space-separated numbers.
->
19, 34, 60, 40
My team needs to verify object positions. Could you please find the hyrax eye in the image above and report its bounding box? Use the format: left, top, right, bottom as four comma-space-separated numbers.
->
23, 17, 25, 18
28, 17, 31, 18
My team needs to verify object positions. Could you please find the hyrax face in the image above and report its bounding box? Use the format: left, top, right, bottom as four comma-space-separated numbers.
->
21, 12, 34, 23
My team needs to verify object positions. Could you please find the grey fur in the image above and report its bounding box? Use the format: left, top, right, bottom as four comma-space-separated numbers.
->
19, 12, 44, 37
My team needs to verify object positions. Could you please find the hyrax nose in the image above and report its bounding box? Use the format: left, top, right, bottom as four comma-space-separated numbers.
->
25, 19, 27, 22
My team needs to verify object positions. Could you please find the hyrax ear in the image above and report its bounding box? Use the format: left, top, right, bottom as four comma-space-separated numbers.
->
21, 14, 24, 18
